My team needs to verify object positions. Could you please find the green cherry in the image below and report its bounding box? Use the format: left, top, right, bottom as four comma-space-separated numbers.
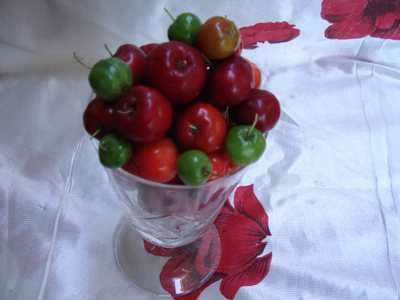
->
177, 150, 212, 186
89, 57, 133, 102
98, 134, 132, 169
224, 115, 266, 166
165, 8, 202, 46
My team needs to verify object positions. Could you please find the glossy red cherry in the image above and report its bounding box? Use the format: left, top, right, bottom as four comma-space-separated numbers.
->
114, 86, 173, 143
83, 97, 116, 140
207, 54, 253, 106
144, 41, 207, 104
175, 102, 227, 154
229, 89, 281, 133
112, 44, 146, 85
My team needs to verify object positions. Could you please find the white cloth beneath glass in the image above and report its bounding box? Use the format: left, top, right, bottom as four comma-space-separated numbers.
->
0, 0, 399, 299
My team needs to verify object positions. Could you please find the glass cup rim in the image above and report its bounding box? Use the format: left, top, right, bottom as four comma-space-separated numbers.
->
91, 134, 248, 189
87, 92, 252, 190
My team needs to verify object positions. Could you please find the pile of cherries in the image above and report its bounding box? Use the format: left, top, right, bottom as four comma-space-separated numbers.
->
81, 11, 281, 186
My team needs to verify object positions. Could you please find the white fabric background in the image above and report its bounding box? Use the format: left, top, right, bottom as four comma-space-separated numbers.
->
0, 0, 399, 299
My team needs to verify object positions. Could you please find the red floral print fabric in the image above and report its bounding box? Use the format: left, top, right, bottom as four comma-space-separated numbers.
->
321, 0, 400, 39
239, 22, 300, 49
144, 184, 272, 300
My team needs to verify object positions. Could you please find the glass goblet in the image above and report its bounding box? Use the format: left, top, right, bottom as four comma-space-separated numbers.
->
88, 95, 249, 297
107, 160, 248, 297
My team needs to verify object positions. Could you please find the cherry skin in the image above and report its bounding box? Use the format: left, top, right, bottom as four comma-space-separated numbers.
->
207, 54, 253, 106
177, 150, 212, 186
139, 43, 158, 54
197, 16, 241, 60
218, 147, 240, 174
98, 134, 132, 169
224, 124, 266, 167
244, 58, 262, 89
229, 89, 281, 133
131, 136, 179, 183
89, 57, 133, 102
83, 96, 116, 140
207, 151, 229, 182
166, 10, 202, 46
121, 156, 140, 177
114, 85, 173, 143
175, 102, 227, 154
144, 41, 207, 104
112, 44, 146, 85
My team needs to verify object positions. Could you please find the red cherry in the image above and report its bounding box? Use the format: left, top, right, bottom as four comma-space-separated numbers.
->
132, 137, 179, 183
229, 89, 281, 133
113, 44, 146, 85
139, 43, 158, 54
114, 86, 173, 143
175, 102, 227, 154
83, 97, 116, 140
207, 151, 229, 182
207, 54, 253, 106
144, 41, 207, 104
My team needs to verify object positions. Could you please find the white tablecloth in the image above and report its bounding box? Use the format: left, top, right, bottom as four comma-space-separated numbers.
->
1, 0, 399, 299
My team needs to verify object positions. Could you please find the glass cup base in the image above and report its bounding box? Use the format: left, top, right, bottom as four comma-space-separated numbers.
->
114, 217, 222, 297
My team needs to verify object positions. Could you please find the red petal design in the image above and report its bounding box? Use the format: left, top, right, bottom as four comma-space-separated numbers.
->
214, 185, 270, 275
147, 184, 273, 300
195, 225, 221, 276
143, 240, 185, 257
321, 0, 366, 18
160, 250, 201, 296
239, 22, 300, 49
220, 252, 273, 300
173, 273, 226, 300
325, 17, 374, 39
234, 184, 271, 237
321, 0, 400, 40
158, 229, 221, 297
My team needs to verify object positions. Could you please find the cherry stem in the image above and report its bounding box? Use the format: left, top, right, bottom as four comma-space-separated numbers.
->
189, 124, 199, 134
201, 53, 215, 69
247, 113, 258, 138
164, 8, 175, 22
99, 143, 109, 153
73, 52, 92, 69
90, 129, 101, 140
104, 44, 113, 56
226, 21, 235, 36
203, 167, 223, 178
118, 99, 136, 114
177, 60, 187, 69
118, 110, 134, 114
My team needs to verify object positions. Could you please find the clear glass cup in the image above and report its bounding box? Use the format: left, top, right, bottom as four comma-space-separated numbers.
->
88, 93, 250, 297
106, 161, 248, 248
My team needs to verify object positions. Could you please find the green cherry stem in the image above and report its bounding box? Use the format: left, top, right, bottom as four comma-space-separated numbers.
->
177, 60, 187, 69
226, 21, 235, 36
104, 44, 113, 56
189, 124, 200, 134
99, 143, 109, 154
201, 53, 215, 69
203, 166, 222, 178
118, 110, 134, 114
246, 113, 258, 139
73, 52, 92, 69
118, 100, 136, 114
164, 8, 175, 22
90, 129, 101, 140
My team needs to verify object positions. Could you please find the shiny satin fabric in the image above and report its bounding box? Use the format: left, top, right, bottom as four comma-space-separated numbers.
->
0, 0, 399, 299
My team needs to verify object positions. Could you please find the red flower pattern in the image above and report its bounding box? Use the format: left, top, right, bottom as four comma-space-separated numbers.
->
239, 22, 300, 49
144, 184, 272, 300
321, 0, 400, 39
